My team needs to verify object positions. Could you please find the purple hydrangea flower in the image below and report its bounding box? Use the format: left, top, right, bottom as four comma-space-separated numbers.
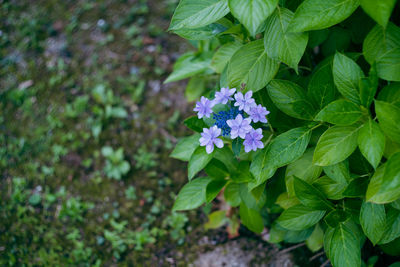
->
226, 114, 253, 139
248, 104, 270, 123
194, 96, 215, 119
234, 91, 256, 113
199, 126, 224, 154
243, 128, 264, 153
214, 87, 236, 105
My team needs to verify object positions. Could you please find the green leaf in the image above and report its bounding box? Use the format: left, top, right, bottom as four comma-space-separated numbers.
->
173, 177, 212, 211
205, 210, 228, 229
378, 82, 400, 108
306, 224, 324, 252
224, 182, 241, 207
173, 19, 231, 40
165, 53, 211, 83
269, 223, 287, 243
307, 59, 337, 110
323, 160, 351, 184
188, 146, 214, 180
333, 53, 364, 104
285, 227, 315, 243
288, 0, 360, 32
239, 202, 264, 233
342, 177, 369, 197
360, 201, 386, 245
277, 204, 325, 231
367, 152, 400, 203
211, 42, 242, 73
363, 23, 400, 65
376, 48, 400, 82
314, 99, 363, 126
239, 183, 266, 211
206, 179, 228, 203
359, 76, 377, 109
276, 192, 301, 209
378, 207, 400, 244
251, 127, 311, 187
228, 0, 278, 37
313, 125, 360, 166
293, 176, 334, 210
227, 40, 279, 92
267, 79, 316, 120
170, 134, 201, 161
184, 116, 209, 133
267, 127, 312, 169
232, 138, 242, 157
324, 210, 348, 228
205, 159, 229, 179
313, 176, 347, 200
185, 76, 205, 102
375, 100, 400, 142
231, 161, 253, 183
325, 223, 361, 267
169, 0, 229, 30
214, 146, 238, 172
285, 148, 323, 196
357, 119, 385, 169
360, 0, 397, 28
264, 7, 308, 71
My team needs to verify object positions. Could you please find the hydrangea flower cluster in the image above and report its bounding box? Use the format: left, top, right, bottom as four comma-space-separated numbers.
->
194, 87, 270, 154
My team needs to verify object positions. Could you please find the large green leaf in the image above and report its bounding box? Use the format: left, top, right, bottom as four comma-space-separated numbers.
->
333, 53, 364, 104
324, 210, 349, 228
306, 224, 324, 252
375, 100, 400, 142
285, 148, 323, 196
378, 82, 400, 108
313, 125, 360, 166
173, 177, 212, 211
363, 23, 400, 65
277, 204, 325, 231
173, 20, 230, 40
378, 207, 400, 244
185, 76, 205, 102
239, 202, 264, 233
360, 201, 386, 245
229, 0, 278, 37
206, 179, 228, 203
367, 152, 400, 203
227, 40, 279, 91
288, 0, 360, 32
323, 160, 351, 184
170, 134, 200, 161
251, 127, 312, 188
224, 182, 241, 207
169, 0, 229, 30
293, 176, 334, 210
325, 223, 361, 267
211, 42, 243, 74
267, 79, 316, 120
307, 59, 337, 109
165, 53, 211, 83
314, 99, 363, 126
357, 119, 385, 169
188, 146, 214, 180
360, 0, 397, 28
376, 48, 400, 81
264, 7, 308, 71
313, 175, 347, 200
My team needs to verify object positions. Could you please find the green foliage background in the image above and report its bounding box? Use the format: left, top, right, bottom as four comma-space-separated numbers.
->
169, 0, 400, 266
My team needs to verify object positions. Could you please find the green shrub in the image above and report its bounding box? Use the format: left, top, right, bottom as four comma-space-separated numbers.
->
168, 1, 400, 266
